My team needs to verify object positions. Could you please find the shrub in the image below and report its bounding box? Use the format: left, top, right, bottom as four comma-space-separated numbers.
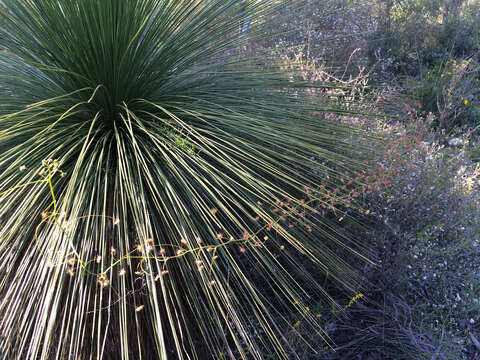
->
360, 116, 480, 359
0, 1, 375, 359
287, 112, 480, 359
368, 0, 480, 77
412, 56, 480, 131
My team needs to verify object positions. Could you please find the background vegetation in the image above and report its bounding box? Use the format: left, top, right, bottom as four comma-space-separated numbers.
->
268, 0, 480, 358
0, 0, 479, 359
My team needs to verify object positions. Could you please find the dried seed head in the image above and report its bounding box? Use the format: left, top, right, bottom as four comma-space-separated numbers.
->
97, 275, 109, 287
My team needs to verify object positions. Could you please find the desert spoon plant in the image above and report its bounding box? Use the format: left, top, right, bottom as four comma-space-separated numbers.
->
0, 0, 374, 359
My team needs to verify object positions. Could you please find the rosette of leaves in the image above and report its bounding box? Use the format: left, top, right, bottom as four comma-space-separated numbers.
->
0, 1, 374, 359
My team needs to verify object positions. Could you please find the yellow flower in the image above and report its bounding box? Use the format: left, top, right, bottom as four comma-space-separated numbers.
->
464, 99, 468, 105
346, 293, 364, 309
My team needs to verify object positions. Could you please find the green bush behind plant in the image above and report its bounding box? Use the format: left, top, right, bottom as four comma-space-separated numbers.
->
414, 57, 480, 131
369, 0, 480, 74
